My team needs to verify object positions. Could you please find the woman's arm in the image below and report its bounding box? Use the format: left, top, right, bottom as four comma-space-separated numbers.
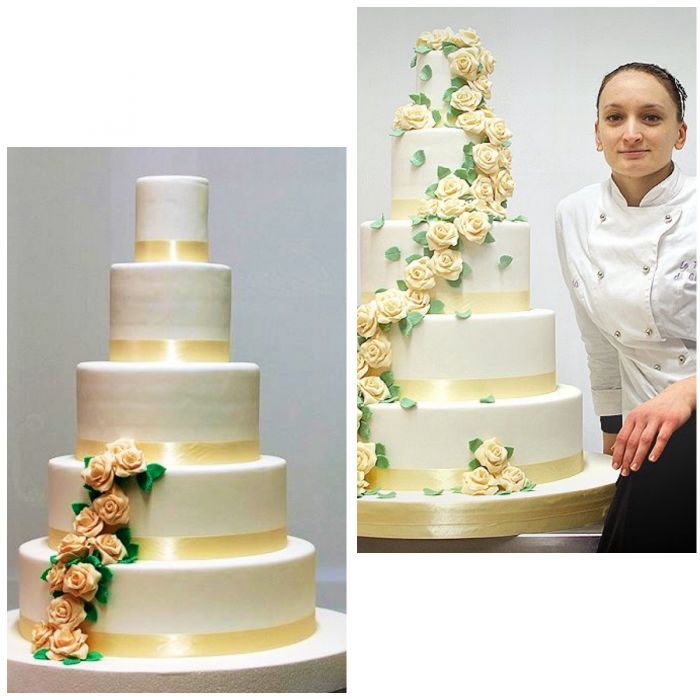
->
612, 375, 696, 476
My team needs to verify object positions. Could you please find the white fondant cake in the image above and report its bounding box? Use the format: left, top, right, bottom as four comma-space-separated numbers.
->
12, 175, 344, 686
357, 27, 615, 538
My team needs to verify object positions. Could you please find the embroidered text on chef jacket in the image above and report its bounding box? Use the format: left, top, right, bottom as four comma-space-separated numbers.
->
555, 164, 696, 419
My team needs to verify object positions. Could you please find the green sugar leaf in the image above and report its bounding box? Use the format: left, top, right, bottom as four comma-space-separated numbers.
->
455, 310, 472, 320
84, 601, 98, 623
423, 246, 431, 257
510, 214, 528, 222
375, 442, 386, 457
361, 405, 371, 420
359, 422, 370, 441
410, 215, 426, 226
82, 484, 101, 502
497, 490, 512, 496
377, 491, 397, 499
83, 456, 93, 468
115, 527, 131, 546
52, 590, 63, 598
385, 246, 401, 261
442, 42, 458, 56
85, 651, 104, 661
378, 322, 393, 334
419, 64, 432, 81
423, 487, 444, 496
396, 279, 408, 291
84, 554, 101, 568
114, 475, 129, 488
95, 584, 109, 605
380, 371, 394, 387
387, 384, 401, 402
390, 128, 405, 137
502, 140, 512, 147
404, 253, 421, 264
410, 54, 417, 68
424, 182, 438, 197
62, 657, 81, 665
432, 109, 441, 125
147, 463, 166, 482
363, 487, 381, 496
484, 232, 496, 244
407, 310, 425, 327
64, 557, 82, 568
453, 168, 469, 181
50, 554, 58, 564
412, 230, 428, 246
97, 565, 113, 582
461, 261, 472, 275
437, 165, 451, 179
451, 77, 466, 88
469, 438, 484, 453
498, 255, 513, 270
374, 288, 388, 294
136, 471, 154, 493
451, 486, 463, 493
465, 167, 477, 185
71, 502, 89, 516
468, 458, 481, 470
480, 394, 496, 404
446, 276, 463, 288
376, 455, 390, 469
33, 648, 50, 660
447, 106, 462, 119
40, 567, 51, 581
506, 446, 515, 459
428, 299, 445, 314
400, 397, 417, 409
370, 213, 385, 229
410, 149, 426, 167
415, 45, 431, 55
409, 93, 431, 107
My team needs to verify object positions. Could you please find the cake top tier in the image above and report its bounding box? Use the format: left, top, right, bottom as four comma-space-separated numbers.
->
135, 176, 210, 261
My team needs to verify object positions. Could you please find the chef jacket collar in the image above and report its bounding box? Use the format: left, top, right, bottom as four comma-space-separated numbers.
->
608, 161, 683, 208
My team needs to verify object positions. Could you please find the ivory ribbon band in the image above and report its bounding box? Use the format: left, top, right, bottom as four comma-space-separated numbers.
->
135, 240, 209, 263
19, 613, 317, 657
48, 527, 287, 560
75, 439, 260, 466
109, 339, 230, 362
367, 452, 584, 491
359, 291, 530, 313
393, 373, 556, 401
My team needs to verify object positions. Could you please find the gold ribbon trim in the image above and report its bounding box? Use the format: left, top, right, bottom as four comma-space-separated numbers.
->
109, 339, 230, 362
75, 439, 260, 466
135, 240, 209, 263
359, 290, 530, 313
48, 527, 287, 560
367, 452, 584, 491
19, 613, 317, 657
394, 373, 556, 401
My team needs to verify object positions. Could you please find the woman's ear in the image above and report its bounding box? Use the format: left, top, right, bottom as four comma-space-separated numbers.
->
594, 121, 603, 151
674, 121, 688, 150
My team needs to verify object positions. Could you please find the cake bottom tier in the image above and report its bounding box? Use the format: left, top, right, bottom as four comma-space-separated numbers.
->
18, 536, 316, 657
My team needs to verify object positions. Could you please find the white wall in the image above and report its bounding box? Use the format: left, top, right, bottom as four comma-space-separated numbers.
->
7, 147, 346, 611
358, 7, 696, 452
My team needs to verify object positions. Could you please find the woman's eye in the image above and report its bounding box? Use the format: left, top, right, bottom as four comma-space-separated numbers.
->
605, 114, 622, 122
643, 114, 661, 122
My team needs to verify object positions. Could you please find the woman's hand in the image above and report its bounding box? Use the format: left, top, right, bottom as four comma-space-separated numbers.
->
612, 376, 696, 476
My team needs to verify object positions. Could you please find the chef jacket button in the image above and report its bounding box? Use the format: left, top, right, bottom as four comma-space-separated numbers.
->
597, 270, 604, 279
614, 330, 621, 338
642, 264, 650, 274
665, 214, 672, 223
644, 328, 653, 336
599, 212, 606, 222
679, 354, 686, 365
654, 364, 661, 371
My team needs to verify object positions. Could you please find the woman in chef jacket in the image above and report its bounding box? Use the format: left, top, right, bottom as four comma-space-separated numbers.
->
555, 63, 696, 553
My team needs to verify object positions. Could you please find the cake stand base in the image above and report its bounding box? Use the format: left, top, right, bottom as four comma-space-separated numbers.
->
358, 451, 617, 542
7, 608, 346, 693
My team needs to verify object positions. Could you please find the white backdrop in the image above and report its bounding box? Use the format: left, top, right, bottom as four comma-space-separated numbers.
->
7, 147, 346, 612
358, 6, 696, 453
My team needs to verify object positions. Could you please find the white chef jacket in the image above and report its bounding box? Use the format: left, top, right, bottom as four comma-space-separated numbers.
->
555, 164, 696, 419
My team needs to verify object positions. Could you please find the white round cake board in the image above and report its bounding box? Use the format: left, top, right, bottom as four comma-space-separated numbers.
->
7, 607, 346, 693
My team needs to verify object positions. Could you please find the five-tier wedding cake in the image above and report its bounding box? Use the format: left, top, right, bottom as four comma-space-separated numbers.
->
357, 27, 617, 539
9, 176, 345, 692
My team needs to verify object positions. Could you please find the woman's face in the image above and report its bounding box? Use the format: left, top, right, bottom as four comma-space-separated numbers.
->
595, 70, 687, 178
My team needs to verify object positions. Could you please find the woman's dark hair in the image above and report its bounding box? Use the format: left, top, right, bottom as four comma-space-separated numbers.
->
597, 62, 687, 122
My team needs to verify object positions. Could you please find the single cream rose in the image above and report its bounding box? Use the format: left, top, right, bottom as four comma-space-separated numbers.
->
393, 104, 435, 131
57, 533, 90, 563
72, 506, 103, 539
472, 143, 501, 176
468, 75, 492, 99
62, 562, 102, 602
492, 169, 515, 201
454, 210, 491, 244
474, 438, 510, 475
47, 626, 89, 662
374, 289, 408, 324
498, 146, 512, 170
480, 48, 496, 75
430, 248, 463, 281
427, 220, 459, 250
31, 621, 55, 652
357, 301, 378, 339
46, 563, 67, 594
451, 27, 480, 48
435, 174, 470, 200
357, 442, 377, 474
92, 486, 130, 528
105, 437, 136, 456
497, 466, 527, 493
357, 352, 369, 379
359, 331, 392, 371
449, 47, 480, 81
475, 198, 507, 219
462, 467, 499, 496
47, 594, 87, 629
113, 445, 146, 477
416, 198, 439, 218
93, 533, 127, 565
471, 174, 495, 203
358, 376, 390, 405
484, 117, 512, 146
450, 86, 482, 113
416, 27, 452, 51
437, 198, 468, 220
81, 453, 115, 493
455, 110, 487, 135
404, 256, 436, 291
405, 289, 432, 315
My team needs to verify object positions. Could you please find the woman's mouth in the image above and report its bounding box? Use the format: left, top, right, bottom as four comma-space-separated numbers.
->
620, 149, 650, 158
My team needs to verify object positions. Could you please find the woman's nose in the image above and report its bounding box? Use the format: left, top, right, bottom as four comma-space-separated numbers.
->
622, 120, 643, 142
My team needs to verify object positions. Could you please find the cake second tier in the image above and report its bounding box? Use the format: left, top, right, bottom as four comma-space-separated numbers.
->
76, 362, 260, 465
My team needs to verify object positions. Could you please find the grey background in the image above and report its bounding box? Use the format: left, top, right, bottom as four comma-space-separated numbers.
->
7, 147, 346, 612
359, 7, 696, 452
